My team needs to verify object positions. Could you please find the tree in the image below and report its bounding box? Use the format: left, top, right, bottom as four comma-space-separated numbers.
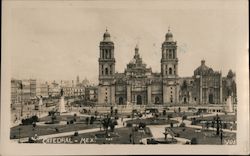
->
86, 117, 89, 125
90, 116, 95, 124
191, 137, 197, 144
167, 114, 173, 121
182, 115, 187, 121
51, 114, 57, 124
102, 117, 111, 135
170, 122, 174, 128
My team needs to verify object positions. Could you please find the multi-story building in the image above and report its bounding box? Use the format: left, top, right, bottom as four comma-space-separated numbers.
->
85, 86, 98, 102
11, 79, 22, 104
20, 79, 37, 102
97, 29, 237, 106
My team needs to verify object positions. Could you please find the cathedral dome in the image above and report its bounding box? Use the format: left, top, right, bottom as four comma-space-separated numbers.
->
103, 30, 110, 38
102, 29, 112, 42
194, 60, 212, 76
165, 28, 174, 42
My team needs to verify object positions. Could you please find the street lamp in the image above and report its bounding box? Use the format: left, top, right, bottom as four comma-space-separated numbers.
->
220, 129, 223, 145
18, 127, 21, 143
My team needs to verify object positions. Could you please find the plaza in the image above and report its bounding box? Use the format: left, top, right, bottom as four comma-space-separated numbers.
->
10, 98, 237, 145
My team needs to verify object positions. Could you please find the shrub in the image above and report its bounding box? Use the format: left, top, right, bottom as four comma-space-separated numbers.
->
182, 115, 187, 120
86, 117, 89, 125
113, 120, 118, 125
138, 122, 146, 129
90, 116, 95, 124
21, 115, 39, 125
170, 122, 174, 128
70, 120, 74, 124
179, 122, 186, 127
163, 110, 166, 116
167, 114, 173, 119
126, 123, 132, 127
175, 133, 180, 137
74, 131, 79, 136
114, 109, 118, 115
138, 113, 143, 118
32, 123, 36, 128
191, 137, 198, 144
31, 115, 39, 122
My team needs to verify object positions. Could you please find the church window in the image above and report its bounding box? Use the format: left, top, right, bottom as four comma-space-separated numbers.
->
169, 50, 172, 59
108, 49, 111, 59
101, 65, 104, 75
169, 68, 172, 75
105, 67, 109, 75
165, 65, 168, 75
110, 65, 112, 75
105, 49, 108, 59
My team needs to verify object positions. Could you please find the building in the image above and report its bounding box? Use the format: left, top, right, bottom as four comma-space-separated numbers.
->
11, 79, 22, 104
36, 82, 49, 98
85, 86, 98, 102
98, 29, 179, 106
97, 29, 237, 106
20, 79, 37, 102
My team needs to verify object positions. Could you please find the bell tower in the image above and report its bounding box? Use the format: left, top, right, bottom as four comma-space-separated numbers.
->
161, 28, 178, 78
98, 29, 116, 106
161, 27, 179, 105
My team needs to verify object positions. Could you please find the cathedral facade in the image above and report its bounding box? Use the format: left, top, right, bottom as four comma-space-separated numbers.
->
97, 29, 237, 106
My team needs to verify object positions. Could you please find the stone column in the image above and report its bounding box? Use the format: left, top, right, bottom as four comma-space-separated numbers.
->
176, 84, 179, 104
200, 76, 203, 104
219, 75, 223, 104
147, 85, 152, 105
111, 85, 115, 105
163, 82, 168, 105
127, 84, 131, 104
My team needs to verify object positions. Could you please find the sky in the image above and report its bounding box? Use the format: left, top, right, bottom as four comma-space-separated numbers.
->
5, 0, 248, 84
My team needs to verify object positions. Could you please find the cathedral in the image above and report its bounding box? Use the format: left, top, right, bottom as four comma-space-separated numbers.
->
97, 29, 237, 106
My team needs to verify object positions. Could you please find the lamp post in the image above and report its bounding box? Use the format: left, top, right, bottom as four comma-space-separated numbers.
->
220, 129, 223, 145
215, 114, 220, 135
18, 127, 21, 143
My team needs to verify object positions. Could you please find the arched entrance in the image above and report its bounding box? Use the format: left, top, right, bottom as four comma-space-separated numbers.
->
184, 97, 187, 103
209, 93, 214, 104
136, 95, 142, 105
119, 97, 124, 105
155, 96, 160, 104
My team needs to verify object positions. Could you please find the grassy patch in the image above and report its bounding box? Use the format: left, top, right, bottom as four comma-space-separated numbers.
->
126, 118, 178, 125
35, 127, 152, 144
171, 127, 236, 145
